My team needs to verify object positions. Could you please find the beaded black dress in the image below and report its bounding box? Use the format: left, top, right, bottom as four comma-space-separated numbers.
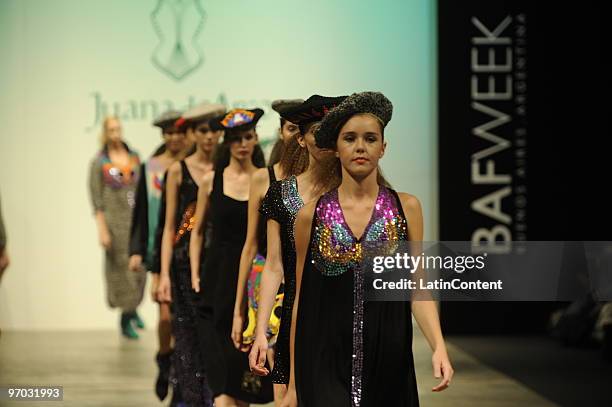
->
259, 175, 304, 384
171, 160, 213, 406
197, 169, 273, 403
295, 186, 419, 407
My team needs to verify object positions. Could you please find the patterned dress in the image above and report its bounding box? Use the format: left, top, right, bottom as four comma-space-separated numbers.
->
88, 145, 145, 311
171, 160, 213, 406
295, 186, 419, 407
259, 175, 304, 384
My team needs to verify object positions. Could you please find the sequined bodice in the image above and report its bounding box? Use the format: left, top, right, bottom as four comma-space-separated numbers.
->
311, 186, 408, 277
280, 176, 303, 221
100, 152, 139, 189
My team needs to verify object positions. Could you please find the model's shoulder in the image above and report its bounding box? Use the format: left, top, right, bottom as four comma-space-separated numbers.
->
168, 161, 182, 173
251, 167, 269, 184
147, 155, 161, 166
201, 170, 215, 185
90, 152, 103, 166
395, 192, 422, 213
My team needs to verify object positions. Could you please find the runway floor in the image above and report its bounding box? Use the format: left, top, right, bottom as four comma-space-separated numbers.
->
0, 327, 565, 407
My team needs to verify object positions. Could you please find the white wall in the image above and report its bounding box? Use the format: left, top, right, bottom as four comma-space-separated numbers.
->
0, 0, 437, 330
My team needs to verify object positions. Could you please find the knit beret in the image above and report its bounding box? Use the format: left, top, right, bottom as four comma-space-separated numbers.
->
316, 92, 393, 149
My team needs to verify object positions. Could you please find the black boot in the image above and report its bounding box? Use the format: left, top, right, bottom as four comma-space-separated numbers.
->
604, 324, 612, 363
155, 351, 172, 401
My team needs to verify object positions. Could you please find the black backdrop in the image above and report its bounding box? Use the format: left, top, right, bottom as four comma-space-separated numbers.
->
437, 0, 608, 334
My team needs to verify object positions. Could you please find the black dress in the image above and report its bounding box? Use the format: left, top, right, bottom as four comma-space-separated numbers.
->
259, 175, 303, 384
171, 161, 213, 406
295, 186, 419, 407
196, 168, 273, 403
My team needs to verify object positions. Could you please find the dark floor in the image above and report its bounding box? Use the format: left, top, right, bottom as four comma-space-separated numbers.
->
448, 335, 612, 407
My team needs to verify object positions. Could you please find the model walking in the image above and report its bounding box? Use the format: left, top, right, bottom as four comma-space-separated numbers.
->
157, 104, 226, 406
88, 116, 145, 339
190, 108, 273, 407
284, 92, 454, 406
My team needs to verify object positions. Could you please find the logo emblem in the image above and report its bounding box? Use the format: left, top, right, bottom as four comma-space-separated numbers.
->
151, 0, 206, 81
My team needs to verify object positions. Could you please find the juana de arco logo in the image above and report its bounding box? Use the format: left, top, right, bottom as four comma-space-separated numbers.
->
151, 0, 206, 81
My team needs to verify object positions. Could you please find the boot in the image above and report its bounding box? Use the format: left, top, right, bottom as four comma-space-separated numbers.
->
120, 312, 139, 339
155, 351, 172, 401
604, 324, 612, 363
130, 311, 145, 329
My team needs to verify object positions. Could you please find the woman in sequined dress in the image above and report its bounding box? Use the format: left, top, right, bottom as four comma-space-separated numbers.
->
157, 104, 225, 406
283, 92, 454, 407
248, 96, 347, 403
88, 116, 145, 340
189, 108, 273, 407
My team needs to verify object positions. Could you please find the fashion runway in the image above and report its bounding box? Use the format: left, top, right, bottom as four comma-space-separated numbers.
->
0, 328, 556, 406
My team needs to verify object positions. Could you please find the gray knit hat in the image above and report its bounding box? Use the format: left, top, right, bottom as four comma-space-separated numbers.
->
315, 92, 393, 149
152, 110, 183, 129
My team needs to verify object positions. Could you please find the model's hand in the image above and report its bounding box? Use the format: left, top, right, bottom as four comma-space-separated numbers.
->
248, 333, 270, 376
231, 312, 250, 351
128, 255, 143, 272
280, 385, 297, 407
432, 347, 453, 392
191, 272, 200, 293
0, 249, 9, 274
150, 273, 160, 302
157, 274, 172, 303
99, 229, 111, 250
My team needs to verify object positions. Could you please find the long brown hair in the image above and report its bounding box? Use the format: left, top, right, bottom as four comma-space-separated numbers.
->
278, 135, 309, 177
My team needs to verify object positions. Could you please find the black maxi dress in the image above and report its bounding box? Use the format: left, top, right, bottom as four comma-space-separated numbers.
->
196, 168, 273, 403
170, 160, 213, 406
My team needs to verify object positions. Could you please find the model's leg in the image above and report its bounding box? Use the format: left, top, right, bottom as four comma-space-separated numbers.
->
214, 394, 249, 407
159, 302, 172, 352
155, 301, 173, 400
273, 383, 287, 406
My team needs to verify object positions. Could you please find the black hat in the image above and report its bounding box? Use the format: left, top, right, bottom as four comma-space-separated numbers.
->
211, 108, 264, 133
280, 95, 347, 126
316, 92, 393, 149
271, 99, 304, 116
153, 110, 183, 130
